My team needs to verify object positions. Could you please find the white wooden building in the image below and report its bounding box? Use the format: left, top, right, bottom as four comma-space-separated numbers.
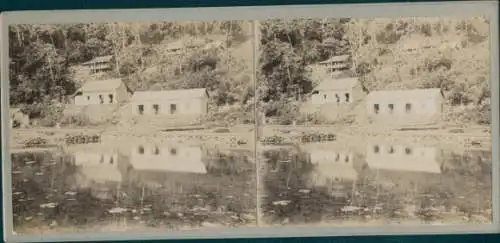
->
311, 77, 362, 105
129, 88, 209, 117
163, 38, 206, 55
317, 55, 351, 73
308, 55, 351, 83
81, 55, 113, 73
398, 35, 437, 54
366, 88, 444, 125
163, 40, 184, 55
73, 78, 131, 106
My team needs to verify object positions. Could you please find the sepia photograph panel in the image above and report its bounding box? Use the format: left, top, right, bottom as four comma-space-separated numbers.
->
256, 17, 493, 227
7, 21, 257, 235
2, 2, 499, 242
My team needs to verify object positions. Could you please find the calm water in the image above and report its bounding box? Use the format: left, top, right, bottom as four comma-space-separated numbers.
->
259, 143, 492, 226
11, 140, 494, 232
11, 142, 256, 233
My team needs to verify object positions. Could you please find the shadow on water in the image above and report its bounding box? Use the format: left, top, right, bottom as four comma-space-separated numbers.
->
11, 142, 257, 234
260, 143, 492, 226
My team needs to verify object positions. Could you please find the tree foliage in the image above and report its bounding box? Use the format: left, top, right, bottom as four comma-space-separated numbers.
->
258, 19, 349, 108
9, 21, 253, 122
259, 17, 491, 124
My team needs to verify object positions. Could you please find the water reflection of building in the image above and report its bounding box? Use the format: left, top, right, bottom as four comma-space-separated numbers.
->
130, 143, 207, 174
74, 151, 122, 182
366, 144, 441, 174
306, 149, 358, 198
125, 143, 217, 196
309, 149, 357, 182
71, 148, 123, 201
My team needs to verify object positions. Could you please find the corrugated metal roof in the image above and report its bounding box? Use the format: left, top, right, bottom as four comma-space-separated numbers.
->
367, 88, 442, 101
319, 55, 350, 64
82, 55, 113, 65
78, 78, 123, 93
315, 77, 358, 91
130, 88, 208, 102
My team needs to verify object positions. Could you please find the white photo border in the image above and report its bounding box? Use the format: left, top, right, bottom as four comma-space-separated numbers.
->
1, 1, 499, 242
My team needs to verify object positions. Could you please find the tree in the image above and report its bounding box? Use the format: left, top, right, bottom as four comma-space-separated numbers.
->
9, 24, 75, 106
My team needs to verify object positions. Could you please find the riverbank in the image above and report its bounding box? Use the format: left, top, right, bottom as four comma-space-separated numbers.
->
9, 125, 256, 152
8, 123, 492, 152
259, 124, 491, 151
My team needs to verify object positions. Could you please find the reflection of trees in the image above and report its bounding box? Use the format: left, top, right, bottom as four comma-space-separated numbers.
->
435, 150, 492, 217
116, 148, 257, 228
13, 149, 257, 231
262, 148, 492, 225
204, 149, 254, 176
12, 152, 109, 230
262, 148, 407, 224
364, 150, 491, 222
441, 150, 491, 178
262, 148, 349, 225
352, 168, 406, 219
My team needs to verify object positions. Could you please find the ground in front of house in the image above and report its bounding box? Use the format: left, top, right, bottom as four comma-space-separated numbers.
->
9, 124, 256, 151
9, 121, 491, 151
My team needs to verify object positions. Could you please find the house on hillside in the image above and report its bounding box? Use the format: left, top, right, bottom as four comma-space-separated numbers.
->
320, 37, 338, 48
82, 55, 113, 73
129, 143, 206, 174
185, 38, 206, 49
311, 77, 364, 105
9, 108, 30, 128
73, 78, 131, 105
164, 40, 185, 55
366, 143, 441, 174
398, 36, 437, 54
129, 88, 209, 118
317, 55, 351, 74
308, 55, 351, 83
300, 77, 366, 122
203, 40, 224, 50
164, 39, 206, 55
365, 88, 444, 126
